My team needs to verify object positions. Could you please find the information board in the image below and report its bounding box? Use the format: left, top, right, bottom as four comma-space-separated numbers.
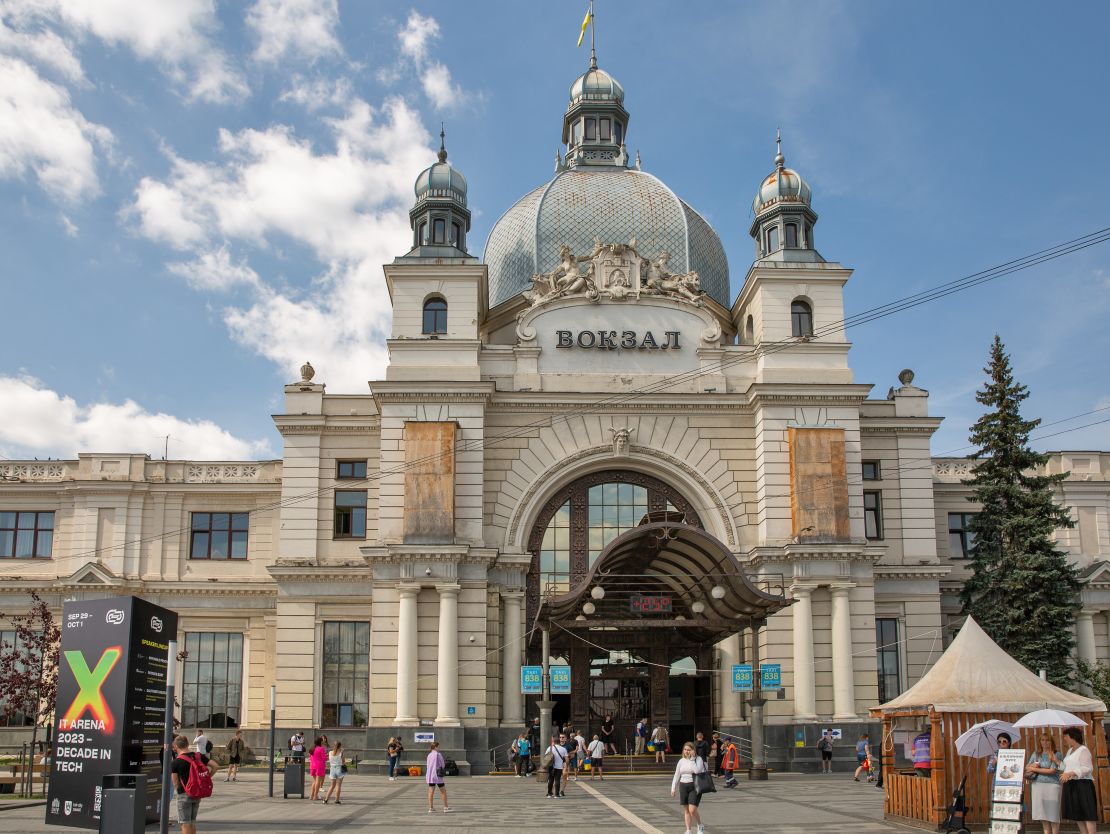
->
521, 665, 543, 694
760, 663, 782, 691
46, 596, 177, 830
988, 746, 1025, 833
550, 665, 571, 694
731, 664, 753, 692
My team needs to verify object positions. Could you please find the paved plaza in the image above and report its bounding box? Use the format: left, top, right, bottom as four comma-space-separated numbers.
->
0, 771, 911, 833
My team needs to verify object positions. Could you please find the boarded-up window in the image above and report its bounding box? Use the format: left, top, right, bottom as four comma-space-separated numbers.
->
788, 427, 850, 541
402, 421, 457, 543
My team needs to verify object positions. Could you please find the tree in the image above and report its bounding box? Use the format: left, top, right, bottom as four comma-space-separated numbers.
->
0, 590, 61, 795
1074, 659, 1110, 707
959, 335, 1080, 684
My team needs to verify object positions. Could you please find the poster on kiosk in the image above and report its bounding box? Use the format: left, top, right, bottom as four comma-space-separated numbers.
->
46, 596, 177, 830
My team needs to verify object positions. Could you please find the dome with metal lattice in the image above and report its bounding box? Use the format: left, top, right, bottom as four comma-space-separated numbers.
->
484, 169, 729, 308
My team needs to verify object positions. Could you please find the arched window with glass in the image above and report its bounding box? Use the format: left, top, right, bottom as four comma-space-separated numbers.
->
422, 296, 448, 335
791, 299, 813, 337
527, 471, 701, 608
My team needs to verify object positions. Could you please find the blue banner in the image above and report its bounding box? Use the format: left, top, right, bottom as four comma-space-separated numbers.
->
550, 665, 571, 694
521, 665, 543, 694
732, 663, 753, 692
760, 663, 782, 691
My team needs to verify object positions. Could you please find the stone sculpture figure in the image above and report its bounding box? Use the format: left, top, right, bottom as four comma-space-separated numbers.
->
642, 252, 703, 304
608, 426, 634, 456
525, 243, 599, 306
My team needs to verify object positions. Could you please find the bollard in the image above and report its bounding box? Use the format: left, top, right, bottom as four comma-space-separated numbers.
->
99, 773, 147, 834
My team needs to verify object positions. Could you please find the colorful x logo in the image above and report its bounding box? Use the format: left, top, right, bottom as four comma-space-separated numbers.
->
61, 646, 122, 734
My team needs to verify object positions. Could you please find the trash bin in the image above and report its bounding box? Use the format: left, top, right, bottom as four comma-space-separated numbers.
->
99, 773, 146, 834
283, 757, 305, 799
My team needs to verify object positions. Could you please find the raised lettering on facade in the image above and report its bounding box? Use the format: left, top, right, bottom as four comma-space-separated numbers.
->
555, 329, 682, 351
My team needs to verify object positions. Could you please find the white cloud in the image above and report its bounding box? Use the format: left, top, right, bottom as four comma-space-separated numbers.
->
0, 55, 112, 202
4, 0, 247, 103
247, 0, 341, 64
0, 17, 85, 83
397, 10, 438, 63
128, 94, 434, 389
167, 247, 261, 291
279, 74, 352, 111
59, 213, 77, 236
420, 62, 460, 110
0, 375, 273, 460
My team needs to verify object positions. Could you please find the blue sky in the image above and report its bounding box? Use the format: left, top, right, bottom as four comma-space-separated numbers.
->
1, 0, 1108, 461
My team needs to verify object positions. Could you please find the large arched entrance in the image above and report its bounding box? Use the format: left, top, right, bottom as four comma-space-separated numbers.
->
524, 470, 787, 747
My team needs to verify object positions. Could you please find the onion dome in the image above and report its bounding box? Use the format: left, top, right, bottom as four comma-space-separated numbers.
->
569, 64, 624, 104
752, 131, 812, 215
403, 127, 471, 258
414, 132, 468, 205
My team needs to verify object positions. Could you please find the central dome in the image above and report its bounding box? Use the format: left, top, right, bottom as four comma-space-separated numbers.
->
484, 168, 730, 308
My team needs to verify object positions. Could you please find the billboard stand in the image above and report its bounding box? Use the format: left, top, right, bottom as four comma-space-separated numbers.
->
157, 640, 176, 834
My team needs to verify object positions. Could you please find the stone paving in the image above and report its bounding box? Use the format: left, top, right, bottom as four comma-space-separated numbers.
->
0, 770, 912, 833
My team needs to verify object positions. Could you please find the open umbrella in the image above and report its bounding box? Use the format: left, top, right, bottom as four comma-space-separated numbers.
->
955, 719, 1018, 758
1014, 708, 1087, 729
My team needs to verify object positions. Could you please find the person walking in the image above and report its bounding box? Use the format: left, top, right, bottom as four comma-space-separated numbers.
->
1027, 732, 1063, 834
545, 735, 567, 798
1060, 727, 1097, 834
853, 733, 872, 781
817, 730, 833, 774
192, 729, 210, 756
571, 728, 586, 782
721, 736, 739, 788
587, 734, 605, 780
671, 741, 708, 834
170, 734, 218, 834
651, 723, 669, 764
634, 717, 648, 755
224, 730, 244, 782
309, 737, 327, 801
560, 731, 577, 792
711, 732, 724, 776
513, 732, 531, 777
387, 737, 401, 781
425, 741, 451, 813
601, 715, 617, 755
323, 741, 345, 805
694, 732, 710, 763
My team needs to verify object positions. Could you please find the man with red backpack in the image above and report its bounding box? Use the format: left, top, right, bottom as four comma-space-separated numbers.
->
170, 734, 219, 834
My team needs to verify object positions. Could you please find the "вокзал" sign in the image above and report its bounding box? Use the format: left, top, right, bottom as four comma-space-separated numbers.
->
555, 329, 682, 350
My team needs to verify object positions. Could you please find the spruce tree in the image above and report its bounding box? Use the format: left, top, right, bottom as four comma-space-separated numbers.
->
959, 335, 1080, 684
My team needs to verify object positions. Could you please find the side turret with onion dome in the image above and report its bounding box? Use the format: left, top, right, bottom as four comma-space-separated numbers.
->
748, 131, 823, 263
402, 127, 472, 260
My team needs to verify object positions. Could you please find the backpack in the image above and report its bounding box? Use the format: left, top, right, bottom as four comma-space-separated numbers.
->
444, 758, 459, 777
179, 753, 213, 799
205, 740, 213, 754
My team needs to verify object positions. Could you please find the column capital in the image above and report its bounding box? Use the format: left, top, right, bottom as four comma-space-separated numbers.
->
398, 583, 421, 597
1077, 609, 1097, 620
829, 583, 855, 597
501, 590, 525, 600
790, 583, 818, 597
435, 583, 461, 596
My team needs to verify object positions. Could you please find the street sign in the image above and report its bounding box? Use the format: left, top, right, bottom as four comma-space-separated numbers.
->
415, 731, 435, 744
760, 663, 782, 691
550, 665, 571, 694
731, 663, 753, 692
521, 665, 543, 694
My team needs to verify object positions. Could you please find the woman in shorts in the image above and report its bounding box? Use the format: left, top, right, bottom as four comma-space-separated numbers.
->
671, 741, 707, 834
309, 737, 327, 801
426, 741, 451, 814
323, 741, 345, 804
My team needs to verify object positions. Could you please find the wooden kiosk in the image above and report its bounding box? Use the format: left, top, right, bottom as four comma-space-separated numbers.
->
871, 618, 1110, 829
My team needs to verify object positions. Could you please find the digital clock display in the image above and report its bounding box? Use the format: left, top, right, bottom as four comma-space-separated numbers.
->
630, 594, 672, 614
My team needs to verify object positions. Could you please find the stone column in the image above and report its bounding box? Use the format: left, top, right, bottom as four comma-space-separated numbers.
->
435, 584, 461, 726
395, 584, 419, 725
791, 585, 818, 721
717, 634, 743, 723
1077, 610, 1097, 668
830, 584, 857, 720
501, 592, 524, 725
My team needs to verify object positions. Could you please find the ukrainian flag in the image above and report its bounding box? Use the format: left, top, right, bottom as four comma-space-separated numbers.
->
577, 4, 592, 47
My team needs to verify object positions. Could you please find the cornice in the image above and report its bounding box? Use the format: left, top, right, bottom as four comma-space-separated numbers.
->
873, 565, 951, 580
745, 542, 875, 566
744, 383, 874, 406
361, 544, 497, 565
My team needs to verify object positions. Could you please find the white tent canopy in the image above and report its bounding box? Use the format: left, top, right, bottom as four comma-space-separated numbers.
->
875, 617, 1106, 714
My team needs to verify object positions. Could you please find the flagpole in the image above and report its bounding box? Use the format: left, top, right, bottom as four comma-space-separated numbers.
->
590, 1, 596, 66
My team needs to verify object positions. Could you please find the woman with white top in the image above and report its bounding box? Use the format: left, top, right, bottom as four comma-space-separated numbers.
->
1059, 726, 1097, 834
1026, 733, 1063, 834
322, 741, 344, 805
670, 742, 707, 834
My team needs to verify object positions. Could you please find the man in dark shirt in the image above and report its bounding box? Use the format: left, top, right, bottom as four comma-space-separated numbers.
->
170, 735, 218, 834
694, 731, 711, 762
601, 715, 616, 755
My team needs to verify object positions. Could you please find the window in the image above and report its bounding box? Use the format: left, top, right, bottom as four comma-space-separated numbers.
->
337, 460, 367, 479
948, 513, 977, 558
744, 315, 754, 345
599, 118, 611, 140
863, 491, 883, 540
785, 223, 798, 248
791, 300, 813, 337
451, 222, 461, 247
0, 630, 33, 726
875, 619, 902, 702
182, 632, 243, 728
862, 461, 881, 481
422, 297, 448, 335
432, 218, 446, 244
766, 225, 779, 253
572, 121, 583, 146
806, 223, 813, 248
614, 122, 623, 145
334, 491, 367, 538
585, 118, 596, 140
418, 222, 427, 245
322, 622, 369, 727
190, 513, 249, 560
0, 511, 54, 558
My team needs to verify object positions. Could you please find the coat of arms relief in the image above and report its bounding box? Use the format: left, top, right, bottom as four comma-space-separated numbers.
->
523, 238, 704, 309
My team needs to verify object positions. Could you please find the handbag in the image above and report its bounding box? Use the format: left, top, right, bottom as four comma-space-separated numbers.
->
695, 759, 716, 795
436, 766, 445, 778
542, 751, 554, 769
